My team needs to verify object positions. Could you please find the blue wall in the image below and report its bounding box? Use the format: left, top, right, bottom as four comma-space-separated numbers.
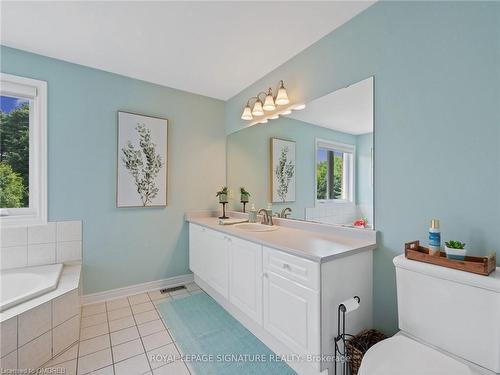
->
226, 2, 500, 333
1, 46, 227, 294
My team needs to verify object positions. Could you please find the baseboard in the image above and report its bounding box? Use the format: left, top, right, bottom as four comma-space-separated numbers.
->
81, 273, 194, 305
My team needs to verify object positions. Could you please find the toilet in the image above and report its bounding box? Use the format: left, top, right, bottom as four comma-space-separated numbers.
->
359, 254, 500, 375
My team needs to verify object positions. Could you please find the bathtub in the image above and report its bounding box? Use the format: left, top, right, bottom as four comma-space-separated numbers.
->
0, 263, 63, 312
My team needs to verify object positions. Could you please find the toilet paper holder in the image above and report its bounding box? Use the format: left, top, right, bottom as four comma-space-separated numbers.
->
334, 296, 361, 375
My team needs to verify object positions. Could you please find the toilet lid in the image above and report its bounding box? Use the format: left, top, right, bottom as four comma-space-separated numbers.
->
358, 335, 474, 375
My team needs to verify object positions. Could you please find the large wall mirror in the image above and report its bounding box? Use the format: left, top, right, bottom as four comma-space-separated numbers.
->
227, 77, 374, 230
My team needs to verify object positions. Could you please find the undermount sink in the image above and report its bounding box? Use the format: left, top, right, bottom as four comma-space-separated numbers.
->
234, 223, 280, 232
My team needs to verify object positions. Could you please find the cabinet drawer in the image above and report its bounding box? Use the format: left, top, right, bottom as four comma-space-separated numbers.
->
263, 247, 319, 291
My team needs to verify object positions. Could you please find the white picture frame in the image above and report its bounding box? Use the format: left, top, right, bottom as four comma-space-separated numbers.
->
270, 137, 296, 203
117, 111, 168, 208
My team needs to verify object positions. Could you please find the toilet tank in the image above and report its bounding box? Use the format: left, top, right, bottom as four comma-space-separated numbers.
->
393, 254, 500, 373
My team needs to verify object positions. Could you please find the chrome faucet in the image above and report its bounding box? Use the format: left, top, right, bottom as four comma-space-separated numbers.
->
258, 208, 273, 226
280, 207, 292, 219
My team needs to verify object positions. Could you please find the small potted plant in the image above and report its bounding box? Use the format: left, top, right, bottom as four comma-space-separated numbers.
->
216, 187, 228, 203
445, 240, 466, 260
240, 187, 250, 203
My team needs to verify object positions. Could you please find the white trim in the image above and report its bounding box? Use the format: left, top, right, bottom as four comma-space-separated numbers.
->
314, 138, 356, 206
0, 73, 47, 226
81, 273, 194, 305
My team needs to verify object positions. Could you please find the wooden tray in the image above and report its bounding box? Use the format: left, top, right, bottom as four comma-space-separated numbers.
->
405, 241, 496, 276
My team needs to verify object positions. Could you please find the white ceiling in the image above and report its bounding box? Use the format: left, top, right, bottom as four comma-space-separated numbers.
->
0, 1, 374, 100
288, 76, 373, 135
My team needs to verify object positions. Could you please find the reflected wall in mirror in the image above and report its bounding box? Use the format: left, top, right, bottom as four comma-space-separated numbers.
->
227, 77, 374, 229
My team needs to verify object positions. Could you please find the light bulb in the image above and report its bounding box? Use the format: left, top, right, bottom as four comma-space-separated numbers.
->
241, 105, 253, 120
263, 89, 276, 111
252, 100, 264, 116
275, 81, 289, 105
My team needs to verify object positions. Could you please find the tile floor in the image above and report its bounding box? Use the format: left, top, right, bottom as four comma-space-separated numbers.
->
42, 282, 203, 375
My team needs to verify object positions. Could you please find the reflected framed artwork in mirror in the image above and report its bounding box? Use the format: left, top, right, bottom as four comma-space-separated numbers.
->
227, 76, 374, 229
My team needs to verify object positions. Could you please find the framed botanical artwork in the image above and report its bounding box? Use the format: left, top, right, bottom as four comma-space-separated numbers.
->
117, 111, 168, 207
270, 137, 296, 203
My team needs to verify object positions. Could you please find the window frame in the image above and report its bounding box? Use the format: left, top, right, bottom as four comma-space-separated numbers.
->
0, 73, 47, 226
314, 138, 356, 206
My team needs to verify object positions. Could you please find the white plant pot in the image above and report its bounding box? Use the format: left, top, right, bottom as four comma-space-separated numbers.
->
445, 246, 466, 260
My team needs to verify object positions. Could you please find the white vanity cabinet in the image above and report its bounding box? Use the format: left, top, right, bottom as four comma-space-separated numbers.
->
188, 222, 374, 375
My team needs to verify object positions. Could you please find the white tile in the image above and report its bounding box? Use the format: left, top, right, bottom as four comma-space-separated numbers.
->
147, 343, 180, 369
114, 353, 150, 375
142, 330, 172, 352
1, 226, 27, 247
18, 301, 51, 346
44, 359, 77, 375
82, 302, 106, 317
78, 334, 110, 357
131, 301, 155, 315
80, 322, 109, 341
108, 306, 132, 321
134, 310, 159, 325
81, 312, 107, 328
112, 338, 145, 362
77, 348, 112, 375
27, 243, 56, 266
18, 331, 52, 370
0, 245, 27, 270
27, 223, 56, 244
0, 350, 17, 370
109, 315, 136, 332
53, 315, 80, 356
110, 326, 139, 346
153, 360, 190, 375
138, 320, 165, 338
44, 342, 79, 367
53, 289, 80, 327
0, 316, 17, 357
90, 365, 114, 375
56, 241, 82, 263
148, 290, 167, 301
106, 297, 129, 311
128, 293, 150, 305
56, 221, 82, 242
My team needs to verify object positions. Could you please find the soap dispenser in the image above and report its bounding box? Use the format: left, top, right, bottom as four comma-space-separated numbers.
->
428, 219, 441, 256
248, 204, 257, 223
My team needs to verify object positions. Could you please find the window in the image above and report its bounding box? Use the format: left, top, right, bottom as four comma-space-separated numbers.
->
0, 74, 47, 225
316, 139, 355, 202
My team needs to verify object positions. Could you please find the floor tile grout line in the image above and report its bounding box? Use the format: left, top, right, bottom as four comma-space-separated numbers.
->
105, 299, 117, 375
129, 293, 154, 373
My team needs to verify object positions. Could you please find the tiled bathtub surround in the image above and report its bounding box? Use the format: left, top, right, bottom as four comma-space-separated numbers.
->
0, 220, 82, 270
0, 288, 81, 370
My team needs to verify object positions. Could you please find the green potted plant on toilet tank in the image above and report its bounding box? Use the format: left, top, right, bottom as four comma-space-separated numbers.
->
445, 240, 466, 260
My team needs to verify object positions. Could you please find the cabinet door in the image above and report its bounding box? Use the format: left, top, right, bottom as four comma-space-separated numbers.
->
229, 237, 263, 325
189, 224, 206, 279
204, 229, 230, 299
263, 271, 320, 356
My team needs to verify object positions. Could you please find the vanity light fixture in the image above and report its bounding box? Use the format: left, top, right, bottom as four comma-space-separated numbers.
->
248, 103, 306, 127
240, 80, 290, 121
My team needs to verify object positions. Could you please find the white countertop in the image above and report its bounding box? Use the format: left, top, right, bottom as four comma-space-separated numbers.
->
0, 262, 81, 323
186, 213, 377, 263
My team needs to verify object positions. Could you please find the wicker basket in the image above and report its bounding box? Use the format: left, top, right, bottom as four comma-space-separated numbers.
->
345, 329, 387, 375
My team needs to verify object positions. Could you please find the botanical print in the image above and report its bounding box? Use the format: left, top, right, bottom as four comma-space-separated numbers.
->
271, 138, 296, 202
117, 112, 167, 207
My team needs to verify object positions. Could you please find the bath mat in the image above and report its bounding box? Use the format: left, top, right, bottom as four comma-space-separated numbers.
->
157, 292, 297, 375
